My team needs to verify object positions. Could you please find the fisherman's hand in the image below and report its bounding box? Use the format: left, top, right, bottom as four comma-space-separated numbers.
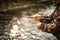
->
31, 14, 43, 21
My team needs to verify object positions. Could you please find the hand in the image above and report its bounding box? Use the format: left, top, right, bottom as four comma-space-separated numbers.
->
31, 14, 43, 21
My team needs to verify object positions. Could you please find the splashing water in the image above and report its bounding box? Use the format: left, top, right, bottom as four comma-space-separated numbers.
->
0, 6, 57, 40
8, 6, 57, 40
8, 16, 57, 40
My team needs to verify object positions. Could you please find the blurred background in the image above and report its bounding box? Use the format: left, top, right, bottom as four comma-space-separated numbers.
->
0, 0, 58, 40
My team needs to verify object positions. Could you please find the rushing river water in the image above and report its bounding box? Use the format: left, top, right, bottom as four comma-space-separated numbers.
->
0, 6, 58, 40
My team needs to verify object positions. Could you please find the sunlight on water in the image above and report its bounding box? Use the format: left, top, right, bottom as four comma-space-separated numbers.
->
8, 16, 57, 40
9, 16, 38, 39
12, 25, 19, 30
10, 25, 20, 37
